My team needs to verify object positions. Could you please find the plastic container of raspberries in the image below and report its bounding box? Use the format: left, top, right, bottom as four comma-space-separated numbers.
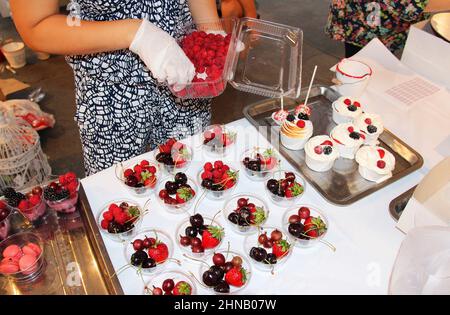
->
171, 17, 303, 99
43, 173, 80, 214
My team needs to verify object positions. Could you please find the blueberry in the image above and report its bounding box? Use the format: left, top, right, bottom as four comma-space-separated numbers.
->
297, 112, 309, 121
286, 114, 296, 122
349, 132, 361, 140
347, 105, 357, 112
323, 146, 333, 155
367, 125, 378, 134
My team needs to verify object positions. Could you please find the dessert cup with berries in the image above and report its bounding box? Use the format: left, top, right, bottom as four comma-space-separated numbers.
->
282, 205, 329, 249
124, 229, 173, 275
201, 124, 237, 157
176, 213, 224, 258
3, 186, 47, 223
240, 147, 279, 181
199, 161, 239, 201
157, 172, 197, 214
115, 159, 159, 197
154, 138, 192, 174
223, 194, 269, 235
197, 250, 251, 295
0, 232, 45, 283
169, 19, 238, 99
43, 172, 80, 214
144, 269, 196, 295
97, 200, 143, 242
244, 226, 293, 273
265, 170, 306, 206
0, 201, 12, 241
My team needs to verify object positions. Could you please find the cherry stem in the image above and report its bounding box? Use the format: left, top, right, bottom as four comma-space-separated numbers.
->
188, 271, 208, 289
192, 189, 207, 216
209, 209, 222, 227
109, 263, 132, 279
320, 239, 336, 252
182, 254, 210, 268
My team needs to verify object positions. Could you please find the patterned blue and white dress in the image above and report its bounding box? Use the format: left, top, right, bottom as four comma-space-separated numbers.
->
66, 0, 211, 175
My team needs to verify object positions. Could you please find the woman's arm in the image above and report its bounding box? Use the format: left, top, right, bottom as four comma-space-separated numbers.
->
425, 0, 450, 12
188, 0, 220, 23
10, 0, 140, 55
238, 0, 258, 18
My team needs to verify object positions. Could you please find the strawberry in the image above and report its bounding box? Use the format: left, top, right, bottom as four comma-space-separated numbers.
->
225, 267, 247, 287
201, 225, 224, 249
320, 140, 333, 146
285, 182, 304, 198
29, 194, 41, 206
250, 207, 266, 225
18, 200, 30, 211
175, 187, 195, 204
159, 143, 171, 154
304, 216, 327, 239
172, 281, 192, 295
377, 149, 385, 159
144, 177, 156, 188
221, 133, 235, 146
272, 239, 290, 258
148, 242, 169, 263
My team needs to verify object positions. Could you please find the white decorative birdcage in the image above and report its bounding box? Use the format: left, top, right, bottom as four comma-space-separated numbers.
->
0, 107, 51, 191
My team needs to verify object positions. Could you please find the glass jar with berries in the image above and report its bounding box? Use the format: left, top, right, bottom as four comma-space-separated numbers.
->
154, 138, 192, 174
43, 172, 80, 214
157, 172, 198, 214
201, 124, 237, 157
198, 161, 239, 201
2, 186, 47, 223
97, 199, 144, 242
240, 147, 279, 181
115, 159, 159, 197
0, 200, 13, 241
265, 170, 306, 206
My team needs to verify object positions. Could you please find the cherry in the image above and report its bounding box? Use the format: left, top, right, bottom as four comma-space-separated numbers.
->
179, 236, 191, 247
202, 270, 219, 287
289, 214, 301, 224
185, 226, 198, 238
377, 160, 386, 169
152, 286, 163, 295
190, 214, 204, 228
132, 239, 144, 251
231, 256, 242, 267
237, 198, 248, 208
162, 279, 174, 292
298, 207, 311, 220
258, 233, 268, 245
213, 253, 226, 266
191, 237, 202, 247
159, 189, 169, 199
191, 244, 205, 253
263, 239, 274, 249
271, 229, 283, 242
143, 237, 156, 249
32, 186, 43, 196
223, 261, 234, 272
285, 172, 296, 182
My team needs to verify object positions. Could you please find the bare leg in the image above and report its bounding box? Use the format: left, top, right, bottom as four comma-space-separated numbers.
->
221, 0, 244, 19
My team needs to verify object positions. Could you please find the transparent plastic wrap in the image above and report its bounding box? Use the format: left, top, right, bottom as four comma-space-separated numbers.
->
389, 226, 450, 295
170, 18, 303, 99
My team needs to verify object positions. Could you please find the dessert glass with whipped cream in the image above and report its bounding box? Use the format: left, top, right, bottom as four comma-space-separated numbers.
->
330, 123, 364, 159
305, 136, 339, 172
355, 146, 395, 183
354, 113, 383, 146
332, 96, 363, 124
280, 107, 313, 151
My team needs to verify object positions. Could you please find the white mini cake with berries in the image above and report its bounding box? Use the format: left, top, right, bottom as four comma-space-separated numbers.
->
355, 146, 395, 183
280, 106, 313, 151
330, 123, 365, 159
305, 135, 339, 172
354, 113, 383, 146
332, 96, 363, 124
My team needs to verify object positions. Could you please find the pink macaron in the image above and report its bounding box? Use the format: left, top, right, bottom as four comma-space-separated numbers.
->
19, 254, 38, 275
22, 243, 41, 257
3, 245, 23, 261
0, 258, 20, 274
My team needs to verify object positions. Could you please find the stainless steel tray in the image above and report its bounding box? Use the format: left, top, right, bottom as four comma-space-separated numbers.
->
389, 186, 416, 221
243, 85, 424, 205
0, 185, 123, 295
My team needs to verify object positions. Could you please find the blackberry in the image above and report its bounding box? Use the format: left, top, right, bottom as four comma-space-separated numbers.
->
323, 146, 333, 155
7, 195, 22, 208
367, 125, 378, 134
2, 187, 16, 199
44, 187, 58, 201
349, 132, 361, 140
56, 189, 70, 200
286, 114, 296, 122
347, 105, 358, 112
297, 112, 310, 121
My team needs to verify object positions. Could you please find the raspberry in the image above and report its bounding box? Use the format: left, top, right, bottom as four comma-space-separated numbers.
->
377, 160, 386, 169
124, 169, 134, 178
133, 165, 143, 174
222, 165, 230, 172
103, 211, 113, 221
59, 175, 67, 185
347, 126, 354, 133
140, 160, 149, 167
344, 98, 351, 105
314, 146, 323, 155
296, 120, 306, 128
201, 171, 213, 180
214, 161, 224, 169
204, 162, 213, 171
101, 219, 109, 230
29, 195, 41, 206
64, 172, 77, 184
148, 166, 157, 174
354, 101, 361, 107
212, 170, 222, 179
18, 200, 30, 211
364, 118, 372, 125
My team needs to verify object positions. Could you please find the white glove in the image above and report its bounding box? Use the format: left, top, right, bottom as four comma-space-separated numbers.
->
130, 19, 195, 89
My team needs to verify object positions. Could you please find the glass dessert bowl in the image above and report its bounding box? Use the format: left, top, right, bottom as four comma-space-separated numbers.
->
115, 159, 159, 198
198, 161, 239, 201
265, 170, 306, 207
240, 147, 279, 181
154, 138, 192, 174
156, 173, 198, 214
201, 124, 237, 157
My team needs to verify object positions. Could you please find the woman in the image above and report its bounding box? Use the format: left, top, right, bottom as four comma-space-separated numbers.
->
217, 0, 258, 19
10, 0, 220, 175
325, 0, 450, 57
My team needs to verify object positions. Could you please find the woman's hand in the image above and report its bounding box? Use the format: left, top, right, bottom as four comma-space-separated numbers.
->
129, 20, 195, 88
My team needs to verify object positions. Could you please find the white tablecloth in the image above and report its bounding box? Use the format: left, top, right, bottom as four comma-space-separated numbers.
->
81, 118, 425, 295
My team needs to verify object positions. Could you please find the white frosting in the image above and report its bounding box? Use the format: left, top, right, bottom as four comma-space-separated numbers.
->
305, 135, 339, 162
330, 123, 364, 147
332, 96, 363, 119
354, 113, 383, 136
355, 146, 395, 175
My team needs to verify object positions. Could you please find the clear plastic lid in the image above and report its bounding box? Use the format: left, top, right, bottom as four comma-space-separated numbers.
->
228, 18, 303, 98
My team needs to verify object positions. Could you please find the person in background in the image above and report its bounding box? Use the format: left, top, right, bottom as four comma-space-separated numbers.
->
217, 0, 258, 19
10, 0, 219, 175
325, 0, 450, 58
